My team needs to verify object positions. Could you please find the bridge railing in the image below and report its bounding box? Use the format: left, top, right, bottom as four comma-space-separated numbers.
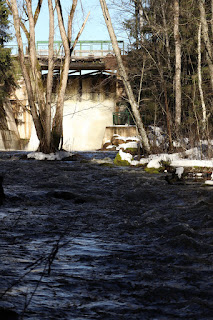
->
113, 110, 134, 125
6, 40, 126, 57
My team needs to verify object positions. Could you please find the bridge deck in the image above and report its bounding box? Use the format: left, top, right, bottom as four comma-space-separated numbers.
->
8, 40, 126, 71
15, 54, 122, 71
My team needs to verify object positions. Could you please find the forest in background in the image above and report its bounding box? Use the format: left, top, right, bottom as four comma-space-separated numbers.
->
112, 0, 213, 152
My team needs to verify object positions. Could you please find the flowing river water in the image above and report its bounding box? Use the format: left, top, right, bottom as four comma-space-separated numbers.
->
0, 152, 212, 319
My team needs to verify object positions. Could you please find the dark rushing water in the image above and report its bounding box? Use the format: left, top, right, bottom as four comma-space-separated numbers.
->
0, 152, 212, 319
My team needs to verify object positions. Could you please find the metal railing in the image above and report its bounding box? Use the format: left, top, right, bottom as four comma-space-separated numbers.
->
113, 110, 134, 125
6, 40, 126, 57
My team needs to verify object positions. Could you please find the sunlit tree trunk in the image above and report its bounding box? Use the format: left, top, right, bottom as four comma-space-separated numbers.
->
199, 0, 213, 91
99, 0, 150, 153
174, 0, 182, 130
25, 0, 49, 151
51, 0, 72, 149
7, 0, 83, 153
198, 22, 207, 125
134, 0, 144, 46
211, 0, 213, 36
7, 0, 44, 144
45, 0, 54, 150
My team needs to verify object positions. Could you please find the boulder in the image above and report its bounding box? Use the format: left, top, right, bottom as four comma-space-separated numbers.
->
111, 135, 125, 146
114, 151, 132, 166
62, 154, 81, 161
102, 141, 112, 150
106, 145, 117, 151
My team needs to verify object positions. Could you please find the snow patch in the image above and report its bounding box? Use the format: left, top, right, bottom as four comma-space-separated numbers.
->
116, 146, 213, 175
205, 180, 213, 185
119, 149, 133, 164
27, 151, 73, 161
147, 158, 162, 169
118, 141, 138, 150
171, 159, 213, 167
176, 167, 184, 178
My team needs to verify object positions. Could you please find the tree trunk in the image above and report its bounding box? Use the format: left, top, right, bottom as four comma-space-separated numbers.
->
161, 0, 172, 74
68, 0, 78, 44
99, 0, 150, 153
156, 48, 173, 152
45, 0, 54, 151
211, 0, 213, 37
52, 1, 89, 150
26, 0, 48, 150
8, 0, 81, 153
8, 0, 44, 144
138, 1, 144, 43
174, 0, 182, 130
198, 22, 207, 125
199, 0, 213, 91
51, 0, 72, 149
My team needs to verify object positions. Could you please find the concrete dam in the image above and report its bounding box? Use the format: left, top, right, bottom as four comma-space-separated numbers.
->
2, 40, 136, 151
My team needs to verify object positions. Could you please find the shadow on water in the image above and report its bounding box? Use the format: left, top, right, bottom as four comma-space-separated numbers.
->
0, 151, 212, 319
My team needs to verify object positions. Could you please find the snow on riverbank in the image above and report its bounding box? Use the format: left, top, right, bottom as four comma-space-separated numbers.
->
27, 151, 73, 161
118, 148, 213, 169
118, 148, 213, 184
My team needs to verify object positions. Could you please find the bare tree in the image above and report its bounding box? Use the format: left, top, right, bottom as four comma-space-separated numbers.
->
99, 0, 150, 153
7, 0, 89, 153
199, 0, 213, 91
211, 0, 213, 35
197, 22, 207, 125
174, 0, 182, 130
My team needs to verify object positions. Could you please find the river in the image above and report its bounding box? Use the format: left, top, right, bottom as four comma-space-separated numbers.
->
0, 151, 212, 319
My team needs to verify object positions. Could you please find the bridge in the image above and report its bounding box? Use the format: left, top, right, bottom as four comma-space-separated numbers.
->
7, 40, 126, 71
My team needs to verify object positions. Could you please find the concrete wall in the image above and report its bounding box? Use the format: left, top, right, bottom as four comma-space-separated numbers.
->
4, 75, 139, 152
10, 74, 116, 151
0, 130, 20, 150
102, 125, 138, 145
63, 100, 114, 151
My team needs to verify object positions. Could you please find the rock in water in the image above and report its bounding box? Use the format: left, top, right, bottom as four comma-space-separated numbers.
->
165, 172, 185, 185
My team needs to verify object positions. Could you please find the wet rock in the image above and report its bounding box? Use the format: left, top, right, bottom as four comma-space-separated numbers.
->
104, 145, 117, 151
19, 153, 31, 160
102, 142, 112, 150
165, 172, 185, 185
62, 154, 81, 161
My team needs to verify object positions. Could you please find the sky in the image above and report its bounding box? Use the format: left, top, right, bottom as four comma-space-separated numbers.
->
8, 0, 130, 42
7, 0, 132, 60
34, 0, 110, 42
8, 0, 131, 52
